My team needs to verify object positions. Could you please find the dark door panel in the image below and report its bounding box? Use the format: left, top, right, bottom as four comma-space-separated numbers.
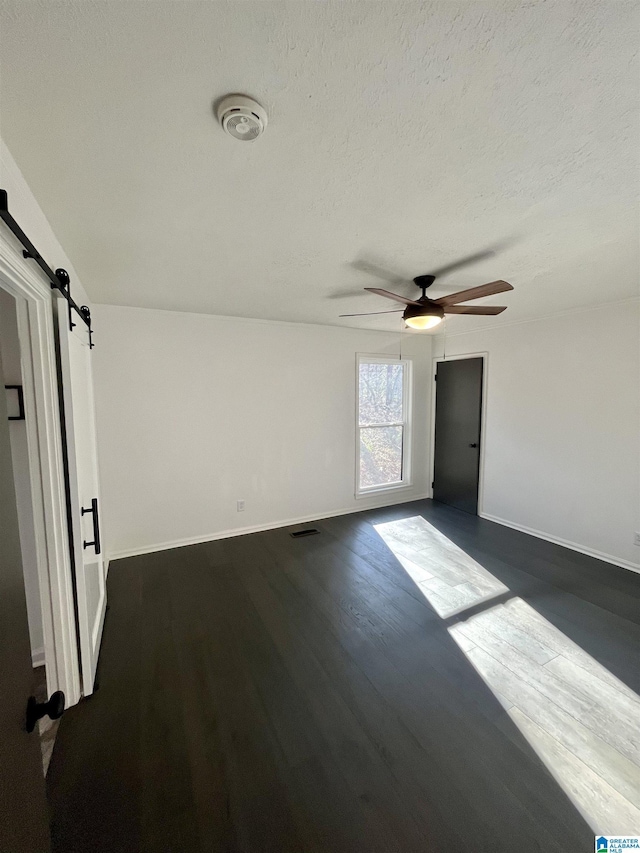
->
433, 358, 483, 515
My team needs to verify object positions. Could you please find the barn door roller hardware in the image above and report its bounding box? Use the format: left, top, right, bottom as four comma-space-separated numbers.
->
0, 189, 94, 348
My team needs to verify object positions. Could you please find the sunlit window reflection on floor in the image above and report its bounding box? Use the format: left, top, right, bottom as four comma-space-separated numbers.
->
374, 516, 640, 834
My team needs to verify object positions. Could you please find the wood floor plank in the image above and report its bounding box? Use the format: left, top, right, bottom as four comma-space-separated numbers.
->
232, 560, 440, 852
249, 545, 571, 851
460, 603, 560, 665
47, 499, 639, 852
256, 531, 592, 850
138, 560, 200, 852
510, 708, 640, 835
180, 562, 309, 853
460, 619, 640, 763
543, 654, 640, 734
463, 645, 640, 806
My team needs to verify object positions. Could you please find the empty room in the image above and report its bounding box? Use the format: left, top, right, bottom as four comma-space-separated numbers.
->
0, 1, 638, 851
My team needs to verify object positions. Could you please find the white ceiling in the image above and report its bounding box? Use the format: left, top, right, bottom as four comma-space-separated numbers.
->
0, 1, 638, 332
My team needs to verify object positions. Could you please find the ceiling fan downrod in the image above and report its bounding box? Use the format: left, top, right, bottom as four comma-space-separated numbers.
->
413, 274, 436, 300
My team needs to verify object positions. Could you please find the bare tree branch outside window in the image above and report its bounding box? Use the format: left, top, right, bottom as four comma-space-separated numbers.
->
358, 361, 405, 489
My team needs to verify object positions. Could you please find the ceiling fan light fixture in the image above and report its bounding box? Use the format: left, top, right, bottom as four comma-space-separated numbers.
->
404, 314, 443, 330
403, 302, 444, 330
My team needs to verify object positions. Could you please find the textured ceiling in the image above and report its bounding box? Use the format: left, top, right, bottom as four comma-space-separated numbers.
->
0, 0, 638, 332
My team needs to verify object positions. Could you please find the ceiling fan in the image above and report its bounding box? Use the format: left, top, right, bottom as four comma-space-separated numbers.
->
340, 260, 513, 330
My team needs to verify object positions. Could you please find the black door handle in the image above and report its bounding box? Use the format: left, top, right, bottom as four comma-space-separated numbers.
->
26, 691, 65, 733
81, 497, 101, 554
469, 443, 478, 448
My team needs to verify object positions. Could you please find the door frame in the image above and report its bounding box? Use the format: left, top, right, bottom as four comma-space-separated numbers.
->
429, 352, 489, 516
0, 226, 82, 707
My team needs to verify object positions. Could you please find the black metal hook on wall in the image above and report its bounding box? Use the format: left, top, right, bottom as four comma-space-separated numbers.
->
4, 385, 25, 420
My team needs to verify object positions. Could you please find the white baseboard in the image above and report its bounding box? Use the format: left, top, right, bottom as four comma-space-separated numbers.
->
479, 512, 640, 575
31, 646, 45, 668
109, 492, 430, 562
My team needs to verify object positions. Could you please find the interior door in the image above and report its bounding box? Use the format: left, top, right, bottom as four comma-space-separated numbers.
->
56, 306, 105, 696
433, 357, 483, 515
0, 345, 52, 852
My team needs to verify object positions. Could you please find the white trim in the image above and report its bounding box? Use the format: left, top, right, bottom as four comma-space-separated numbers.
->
109, 492, 430, 561
93, 300, 422, 337
480, 512, 640, 575
31, 647, 45, 668
355, 353, 413, 498
109, 496, 640, 573
95, 296, 640, 338
433, 295, 640, 339
356, 481, 414, 499
429, 352, 488, 515
0, 225, 82, 707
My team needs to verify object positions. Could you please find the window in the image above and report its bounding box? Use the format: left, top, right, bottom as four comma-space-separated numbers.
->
357, 355, 411, 495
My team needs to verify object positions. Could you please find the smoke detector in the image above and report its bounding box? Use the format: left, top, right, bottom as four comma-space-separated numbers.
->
217, 95, 268, 142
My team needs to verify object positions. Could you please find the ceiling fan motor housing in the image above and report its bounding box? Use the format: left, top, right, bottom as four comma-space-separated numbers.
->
403, 300, 444, 324
413, 274, 436, 290
217, 95, 268, 141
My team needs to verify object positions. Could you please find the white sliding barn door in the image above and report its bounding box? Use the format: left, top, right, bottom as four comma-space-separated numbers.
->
56, 306, 105, 696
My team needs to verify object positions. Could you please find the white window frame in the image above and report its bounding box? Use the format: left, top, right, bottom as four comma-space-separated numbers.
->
356, 354, 412, 498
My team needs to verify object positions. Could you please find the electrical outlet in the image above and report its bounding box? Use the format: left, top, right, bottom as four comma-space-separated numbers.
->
634, 531, 640, 546
237, 499, 245, 512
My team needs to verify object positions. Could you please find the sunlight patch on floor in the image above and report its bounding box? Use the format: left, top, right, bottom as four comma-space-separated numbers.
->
374, 516, 640, 834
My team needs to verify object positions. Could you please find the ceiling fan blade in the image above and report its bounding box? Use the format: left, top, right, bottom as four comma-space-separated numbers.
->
443, 305, 507, 315
350, 259, 408, 286
339, 310, 403, 317
434, 280, 513, 306
364, 287, 420, 306
328, 288, 371, 300
429, 248, 498, 278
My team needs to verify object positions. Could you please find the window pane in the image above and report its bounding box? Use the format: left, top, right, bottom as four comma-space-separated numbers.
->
359, 362, 403, 425
359, 426, 403, 489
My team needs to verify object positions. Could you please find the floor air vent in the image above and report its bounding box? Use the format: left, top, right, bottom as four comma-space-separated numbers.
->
290, 528, 320, 538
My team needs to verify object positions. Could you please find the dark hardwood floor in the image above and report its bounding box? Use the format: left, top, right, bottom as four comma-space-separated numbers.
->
47, 500, 640, 852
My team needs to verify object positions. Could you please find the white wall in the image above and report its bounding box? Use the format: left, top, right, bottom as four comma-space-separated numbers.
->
6, 129, 636, 571
0, 140, 91, 308
0, 288, 44, 660
433, 300, 640, 570
92, 305, 432, 558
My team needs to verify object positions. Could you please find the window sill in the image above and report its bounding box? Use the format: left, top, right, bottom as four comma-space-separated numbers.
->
355, 482, 412, 500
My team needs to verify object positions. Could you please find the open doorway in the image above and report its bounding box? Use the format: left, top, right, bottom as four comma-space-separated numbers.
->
0, 194, 91, 849
1, 288, 60, 772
